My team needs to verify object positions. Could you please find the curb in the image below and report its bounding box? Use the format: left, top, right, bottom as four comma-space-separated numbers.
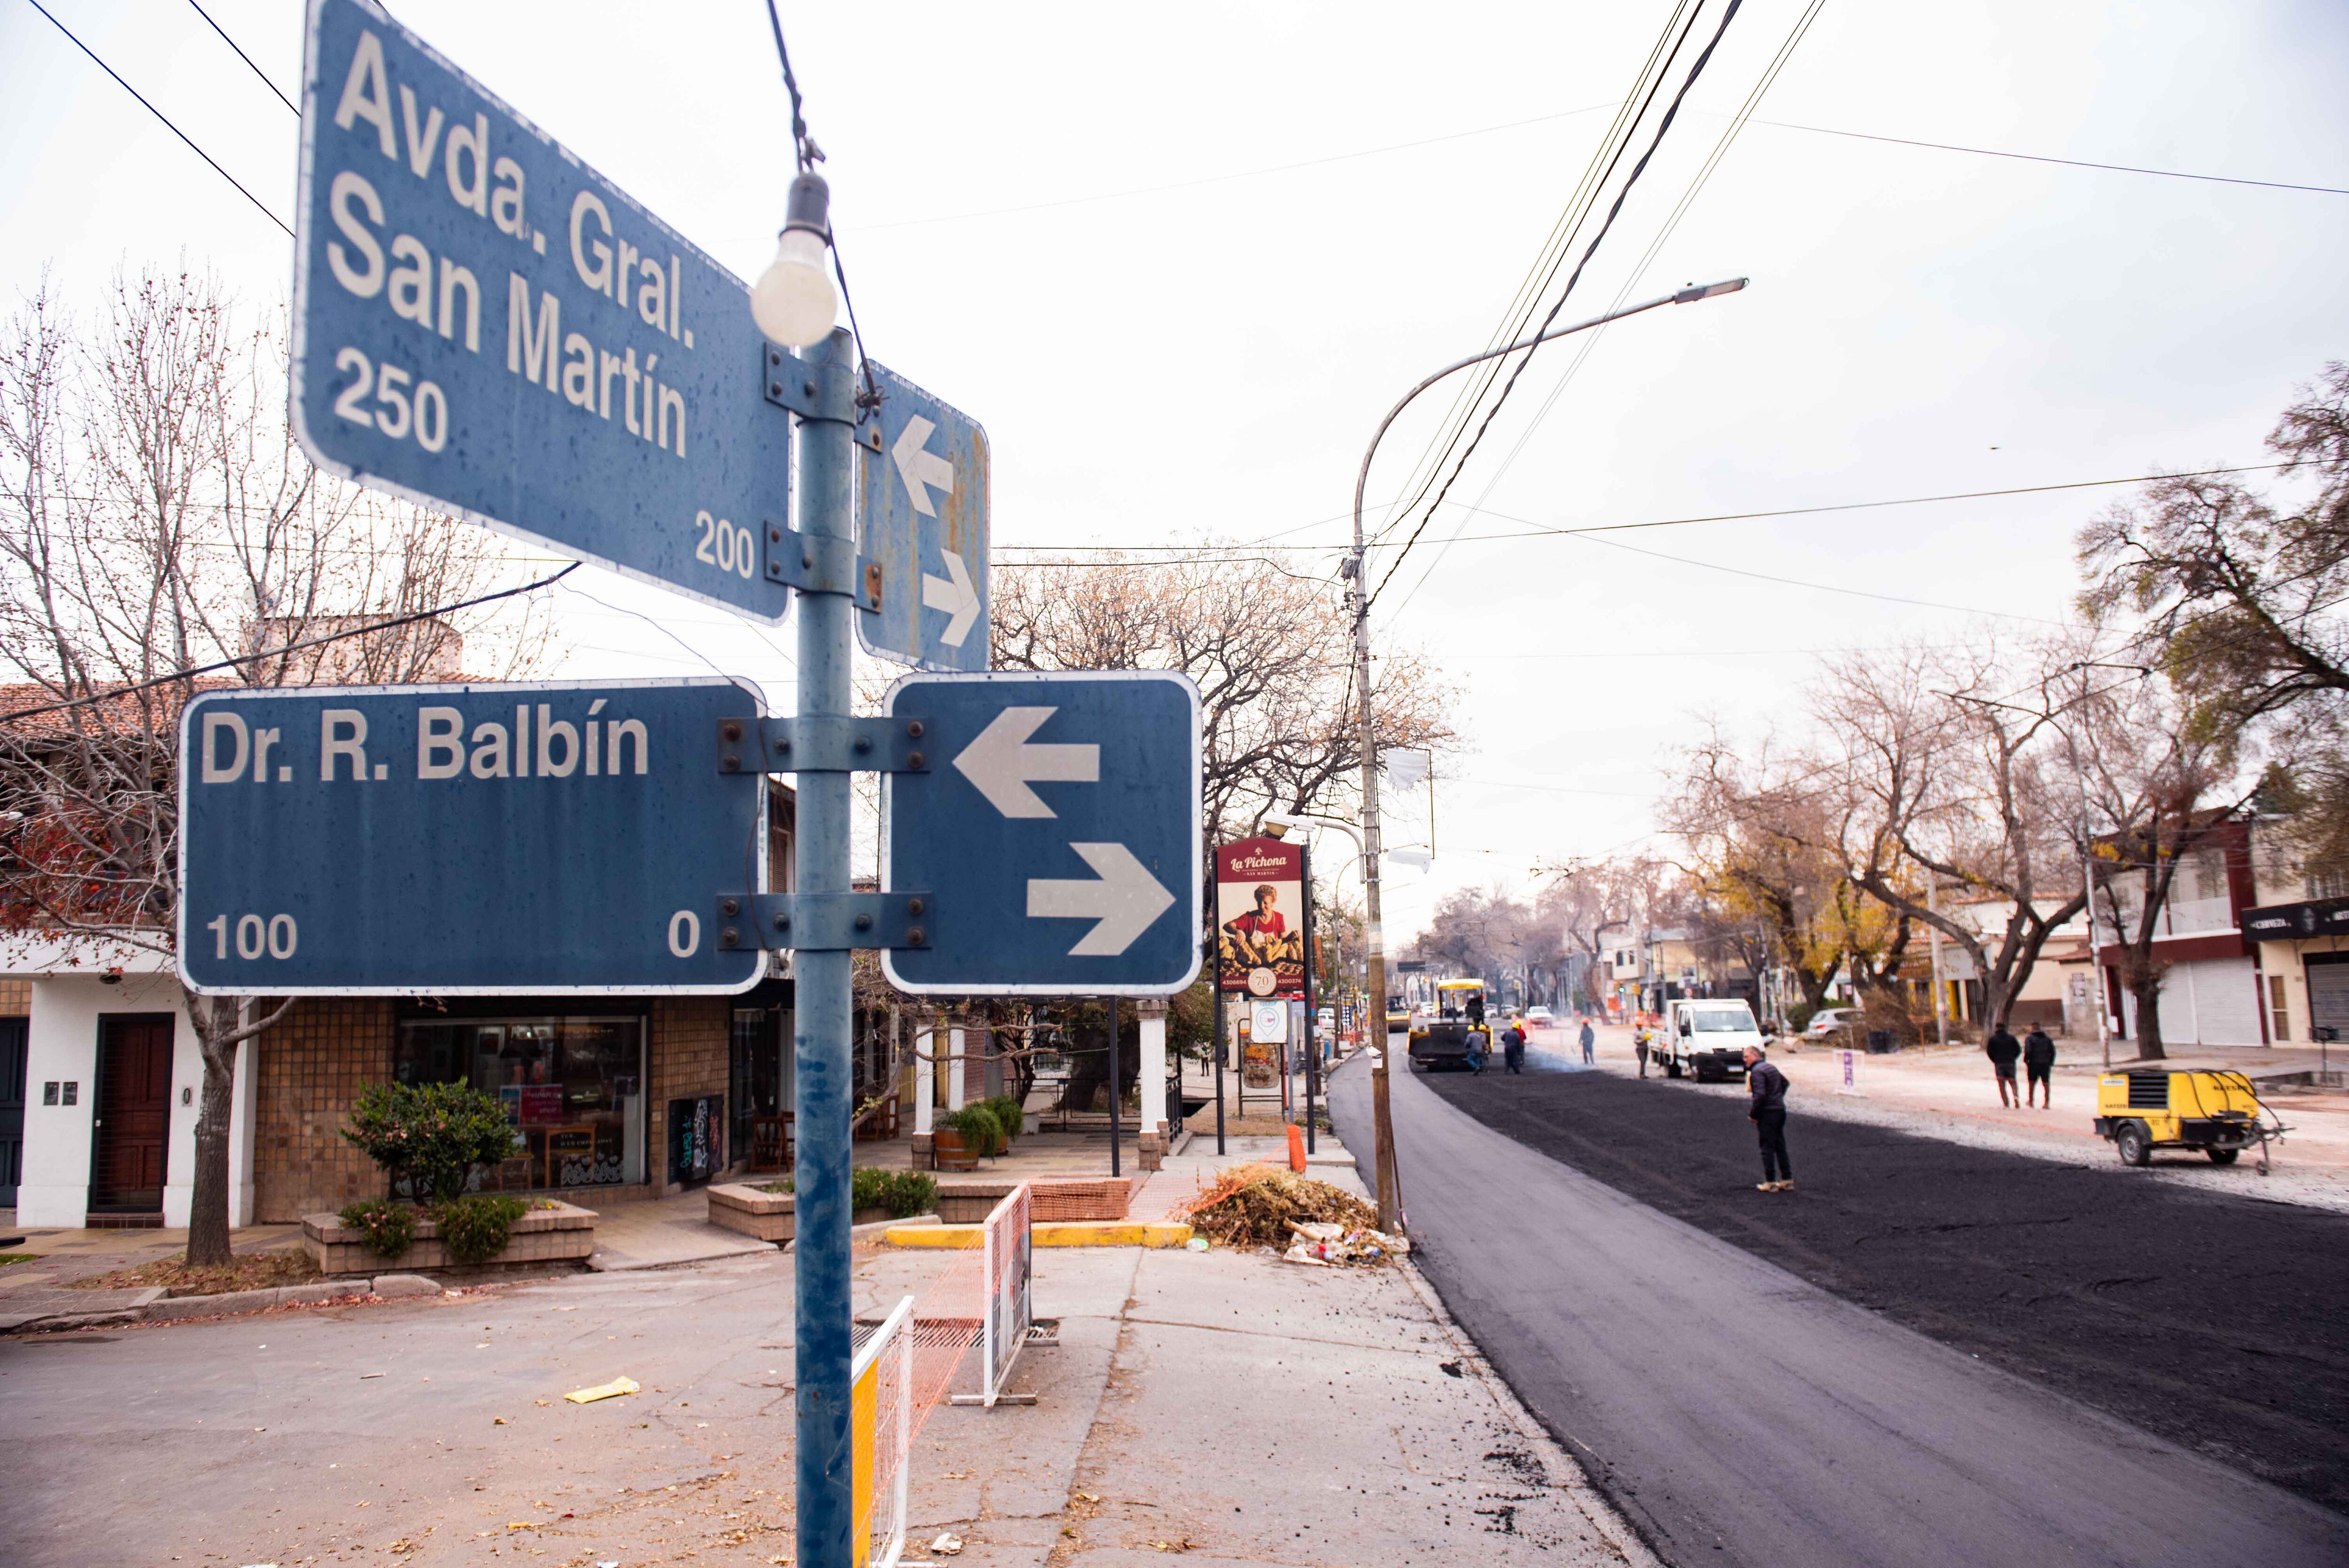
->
883, 1219, 1194, 1249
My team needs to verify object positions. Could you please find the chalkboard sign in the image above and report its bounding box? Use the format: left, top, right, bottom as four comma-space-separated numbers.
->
668, 1094, 724, 1187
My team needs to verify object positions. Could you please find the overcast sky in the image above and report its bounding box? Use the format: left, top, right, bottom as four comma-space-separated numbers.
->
5, 0, 2346, 941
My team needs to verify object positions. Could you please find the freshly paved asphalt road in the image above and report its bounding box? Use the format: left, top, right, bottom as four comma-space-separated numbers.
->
1329, 1047, 2349, 1568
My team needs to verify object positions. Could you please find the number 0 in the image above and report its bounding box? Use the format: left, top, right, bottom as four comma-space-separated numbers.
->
668, 910, 700, 958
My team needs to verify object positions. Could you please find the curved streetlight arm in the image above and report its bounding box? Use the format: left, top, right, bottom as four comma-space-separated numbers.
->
1347, 277, 1748, 566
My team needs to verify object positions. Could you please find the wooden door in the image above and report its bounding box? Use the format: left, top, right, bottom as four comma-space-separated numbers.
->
0, 1017, 25, 1207
91, 1016, 173, 1212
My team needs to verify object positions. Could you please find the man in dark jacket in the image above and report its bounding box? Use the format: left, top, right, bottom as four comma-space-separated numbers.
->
1501, 1022, 1527, 1074
1985, 1025, 2023, 1107
2022, 1026, 2056, 1109
1744, 1045, 1793, 1191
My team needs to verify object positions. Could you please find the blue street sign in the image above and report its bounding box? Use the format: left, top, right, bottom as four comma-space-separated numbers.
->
178, 679, 766, 994
881, 672, 1201, 995
291, 0, 790, 622
857, 363, 990, 671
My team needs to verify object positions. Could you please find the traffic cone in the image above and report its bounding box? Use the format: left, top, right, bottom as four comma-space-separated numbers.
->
1287, 1123, 1307, 1172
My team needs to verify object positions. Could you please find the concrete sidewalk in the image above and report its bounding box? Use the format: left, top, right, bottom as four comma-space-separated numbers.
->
0, 1155, 1654, 1568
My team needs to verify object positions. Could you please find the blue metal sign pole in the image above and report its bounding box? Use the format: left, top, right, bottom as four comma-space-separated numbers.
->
793, 327, 856, 1567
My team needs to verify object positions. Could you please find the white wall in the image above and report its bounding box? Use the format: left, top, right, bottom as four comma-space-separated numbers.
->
17, 975, 254, 1229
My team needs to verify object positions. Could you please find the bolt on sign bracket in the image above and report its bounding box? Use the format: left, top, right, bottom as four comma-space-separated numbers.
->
716, 716, 932, 775
762, 344, 883, 452
761, 522, 882, 608
716, 892, 933, 952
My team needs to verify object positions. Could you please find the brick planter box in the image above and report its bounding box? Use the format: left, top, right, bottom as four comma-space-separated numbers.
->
301, 1202, 598, 1277
935, 1177, 1133, 1223
708, 1183, 794, 1243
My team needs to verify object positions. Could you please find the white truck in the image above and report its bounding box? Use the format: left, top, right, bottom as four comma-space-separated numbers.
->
1660, 998, 1768, 1083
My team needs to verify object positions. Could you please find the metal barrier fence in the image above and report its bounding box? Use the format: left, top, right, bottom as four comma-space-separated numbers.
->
852, 1294, 915, 1568
953, 1180, 1036, 1408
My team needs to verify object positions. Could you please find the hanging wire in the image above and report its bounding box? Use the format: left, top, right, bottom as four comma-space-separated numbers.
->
763, 0, 880, 415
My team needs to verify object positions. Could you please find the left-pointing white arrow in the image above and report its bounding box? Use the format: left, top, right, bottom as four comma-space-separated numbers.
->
1027, 843, 1175, 957
921, 548, 980, 647
892, 415, 956, 517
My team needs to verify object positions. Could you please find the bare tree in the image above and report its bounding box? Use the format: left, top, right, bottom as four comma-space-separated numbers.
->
2068, 668, 2259, 1059
0, 267, 552, 1265
1804, 644, 2087, 1041
988, 550, 1457, 844
2079, 363, 2349, 896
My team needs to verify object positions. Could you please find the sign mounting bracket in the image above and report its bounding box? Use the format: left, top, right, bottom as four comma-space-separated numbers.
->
717, 716, 932, 775
716, 892, 933, 952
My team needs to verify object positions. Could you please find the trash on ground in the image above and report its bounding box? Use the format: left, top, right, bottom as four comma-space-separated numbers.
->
928, 1532, 964, 1556
1183, 1236, 1209, 1252
1281, 1218, 1411, 1267
1177, 1164, 1380, 1256
565, 1375, 641, 1404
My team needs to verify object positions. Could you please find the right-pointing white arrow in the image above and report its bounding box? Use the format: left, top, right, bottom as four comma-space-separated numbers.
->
953, 706, 1098, 818
1027, 842, 1175, 956
921, 548, 980, 647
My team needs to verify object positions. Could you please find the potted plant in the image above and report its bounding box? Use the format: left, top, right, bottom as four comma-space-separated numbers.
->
304, 1081, 598, 1276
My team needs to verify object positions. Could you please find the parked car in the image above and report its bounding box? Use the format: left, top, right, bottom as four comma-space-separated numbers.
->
1523, 1006, 1556, 1027
1805, 1007, 1859, 1041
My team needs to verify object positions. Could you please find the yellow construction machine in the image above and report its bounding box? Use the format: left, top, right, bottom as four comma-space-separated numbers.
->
2093, 1069, 2289, 1173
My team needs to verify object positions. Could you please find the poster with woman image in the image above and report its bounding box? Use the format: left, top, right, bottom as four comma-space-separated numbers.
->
1216, 836, 1306, 996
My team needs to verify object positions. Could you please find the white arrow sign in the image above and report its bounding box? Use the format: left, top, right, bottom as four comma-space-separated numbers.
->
892, 415, 956, 517
953, 706, 1098, 818
1027, 842, 1177, 956
921, 548, 980, 647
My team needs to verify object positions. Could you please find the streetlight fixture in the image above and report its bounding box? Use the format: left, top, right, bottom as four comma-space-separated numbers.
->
1343, 276, 1750, 1232
751, 171, 838, 348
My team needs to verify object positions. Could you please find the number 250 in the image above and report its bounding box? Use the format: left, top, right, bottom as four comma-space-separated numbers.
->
332, 346, 448, 453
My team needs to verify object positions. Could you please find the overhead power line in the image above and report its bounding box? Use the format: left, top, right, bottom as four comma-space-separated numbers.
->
25, 0, 295, 238
1758, 119, 2349, 198
1384, 0, 1827, 620
0, 563, 579, 728
1371, 0, 1749, 605
188, 0, 297, 116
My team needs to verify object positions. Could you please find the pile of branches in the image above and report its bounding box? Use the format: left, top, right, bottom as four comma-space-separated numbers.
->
1178, 1162, 1377, 1250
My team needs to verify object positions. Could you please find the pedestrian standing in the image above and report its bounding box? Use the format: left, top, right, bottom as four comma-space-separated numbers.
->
1985, 1025, 2023, 1108
1501, 1022, 1526, 1074
1745, 1045, 1793, 1191
2022, 1025, 2056, 1109
1579, 1017, 1596, 1065
1635, 1019, 1652, 1078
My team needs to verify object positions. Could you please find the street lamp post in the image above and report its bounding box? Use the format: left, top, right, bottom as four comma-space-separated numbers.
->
1344, 279, 1749, 1232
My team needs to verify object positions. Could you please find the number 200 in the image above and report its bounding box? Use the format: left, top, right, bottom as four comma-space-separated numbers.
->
206, 913, 297, 961
696, 511, 755, 579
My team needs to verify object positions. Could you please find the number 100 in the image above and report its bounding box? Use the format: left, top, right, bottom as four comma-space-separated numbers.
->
207, 913, 298, 961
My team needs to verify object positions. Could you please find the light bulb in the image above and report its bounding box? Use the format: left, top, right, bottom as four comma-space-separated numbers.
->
752, 227, 836, 348
752, 172, 837, 348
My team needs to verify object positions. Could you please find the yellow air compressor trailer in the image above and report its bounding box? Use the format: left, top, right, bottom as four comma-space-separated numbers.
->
2093, 1069, 2287, 1172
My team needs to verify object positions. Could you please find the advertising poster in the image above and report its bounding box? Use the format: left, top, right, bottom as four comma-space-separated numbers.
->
1216, 836, 1306, 997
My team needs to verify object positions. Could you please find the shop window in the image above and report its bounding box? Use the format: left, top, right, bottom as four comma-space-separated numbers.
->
395, 1015, 646, 1191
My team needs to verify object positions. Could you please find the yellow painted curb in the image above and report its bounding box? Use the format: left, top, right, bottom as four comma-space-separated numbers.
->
882, 1220, 1194, 1249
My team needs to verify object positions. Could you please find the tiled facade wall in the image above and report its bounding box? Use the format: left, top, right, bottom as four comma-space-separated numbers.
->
253, 998, 396, 1222
246, 994, 736, 1218
649, 997, 731, 1196
0, 978, 29, 1014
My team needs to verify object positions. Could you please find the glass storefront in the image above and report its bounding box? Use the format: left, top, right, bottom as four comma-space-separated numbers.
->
396, 1014, 646, 1191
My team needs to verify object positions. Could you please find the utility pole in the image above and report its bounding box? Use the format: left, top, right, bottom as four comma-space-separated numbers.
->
1927, 876, 1948, 1045
791, 326, 857, 1568
1344, 279, 1749, 1234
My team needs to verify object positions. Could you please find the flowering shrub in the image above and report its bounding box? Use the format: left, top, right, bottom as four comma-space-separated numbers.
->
341, 1080, 521, 1205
